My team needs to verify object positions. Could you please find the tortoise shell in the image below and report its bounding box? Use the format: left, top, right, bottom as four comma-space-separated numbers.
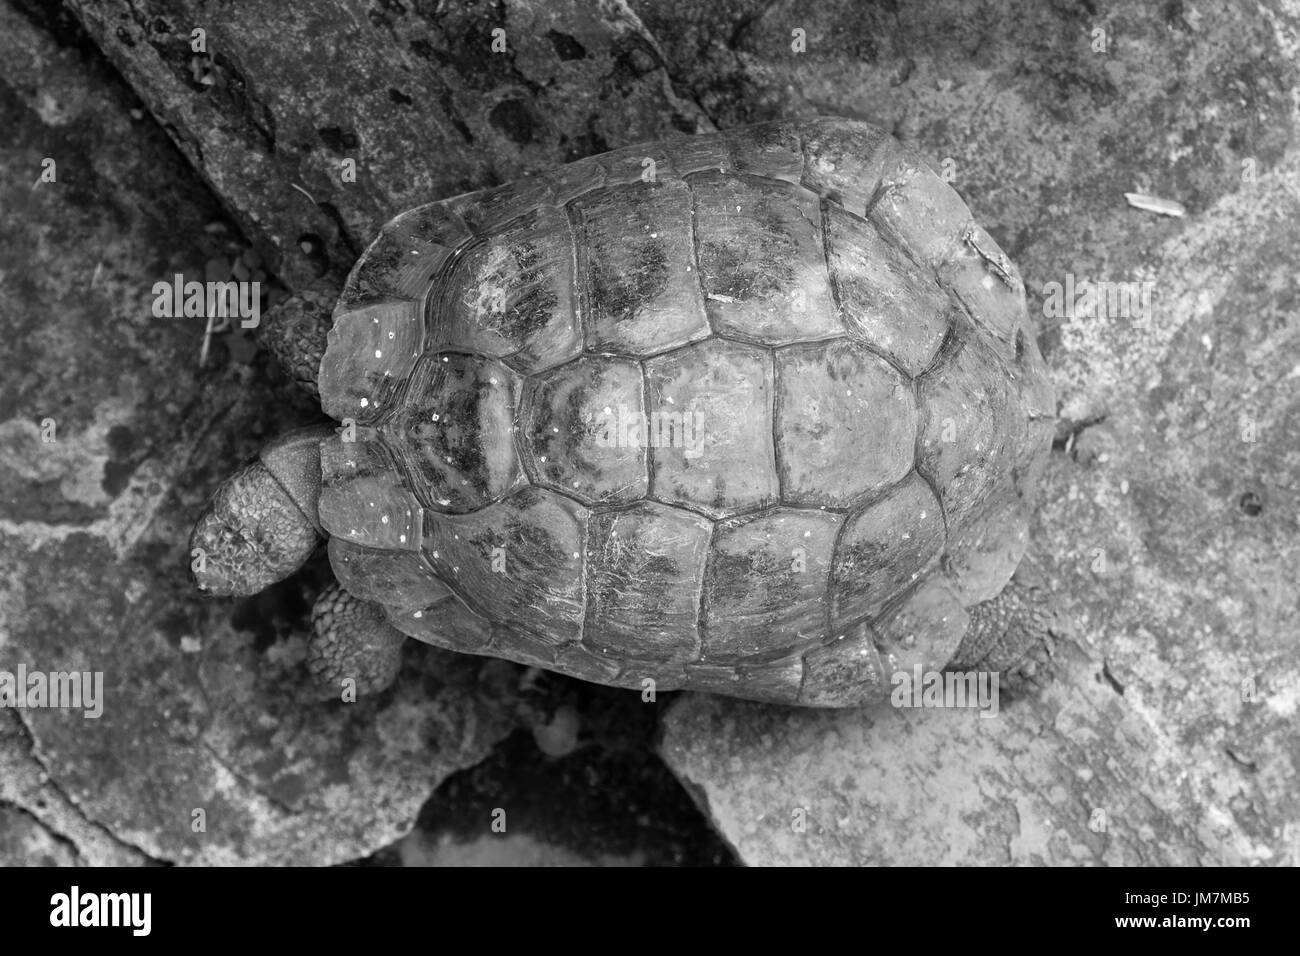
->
312, 117, 1054, 706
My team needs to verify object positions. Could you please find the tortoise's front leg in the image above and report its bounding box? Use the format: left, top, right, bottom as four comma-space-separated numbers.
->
307, 583, 406, 699
256, 283, 336, 399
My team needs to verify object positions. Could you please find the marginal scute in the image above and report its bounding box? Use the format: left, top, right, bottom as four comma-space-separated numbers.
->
343, 204, 466, 305
386, 591, 493, 653
682, 657, 808, 704
383, 352, 523, 513
328, 537, 449, 613
915, 329, 1020, 528
725, 120, 804, 185
598, 143, 673, 186
569, 179, 711, 355
583, 501, 711, 662
823, 202, 951, 375
1015, 321, 1056, 421
664, 132, 730, 176
488, 622, 564, 669
317, 434, 423, 552
799, 620, 889, 706
543, 157, 608, 205
943, 475, 1030, 605
613, 656, 683, 692
319, 297, 423, 423
432, 204, 582, 373
522, 356, 647, 504
446, 176, 554, 234
830, 472, 946, 629
869, 151, 973, 268
689, 171, 841, 344
1013, 415, 1055, 499
775, 339, 917, 508
799, 117, 901, 215
872, 575, 970, 674
423, 486, 589, 644
728, 654, 805, 704
702, 509, 841, 661
937, 223, 1025, 347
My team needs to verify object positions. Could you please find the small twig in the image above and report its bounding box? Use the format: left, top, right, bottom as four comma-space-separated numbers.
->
1124, 192, 1186, 218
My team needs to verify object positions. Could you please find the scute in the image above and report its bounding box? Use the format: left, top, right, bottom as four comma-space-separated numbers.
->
583, 501, 711, 663
569, 179, 711, 355
702, 509, 841, 661
663, 134, 731, 177
868, 151, 973, 268
388, 591, 493, 654
384, 352, 523, 513
328, 537, 449, 614
723, 120, 804, 185
799, 620, 889, 706
936, 224, 1025, 349
915, 328, 1020, 528
829, 471, 946, 630
344, 203, 468, 303
871, 575, 970, 675
689, 170, 840, 344
683, 655, 804, 705
432, 204, 582, 373
322, 201, 473, 423
522, 356, 647, 505
823, 202, 951, 375
423, 486, 589, 644
775, 339, 917, 507
317, 433, 423, 552
799, 118, 902, 216
942, 474, 1031, 605
645, 338, 778, 518
319, 297, 423, 424
446, 176, 554, 235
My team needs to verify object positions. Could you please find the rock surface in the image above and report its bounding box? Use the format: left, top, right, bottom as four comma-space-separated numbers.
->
362, 676, 737, 867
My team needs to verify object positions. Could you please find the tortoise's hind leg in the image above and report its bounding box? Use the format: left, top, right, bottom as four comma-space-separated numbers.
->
948, 559, 1061, 693
308, 582, 406, 700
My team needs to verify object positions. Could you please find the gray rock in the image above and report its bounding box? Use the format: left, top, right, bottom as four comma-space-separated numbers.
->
0, 802, 79, 868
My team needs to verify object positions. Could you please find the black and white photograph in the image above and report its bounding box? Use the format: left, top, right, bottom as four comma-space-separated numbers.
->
0, 0, 1294, 909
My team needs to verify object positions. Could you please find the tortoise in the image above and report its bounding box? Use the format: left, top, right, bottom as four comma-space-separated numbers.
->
190, 117, 1057, 706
